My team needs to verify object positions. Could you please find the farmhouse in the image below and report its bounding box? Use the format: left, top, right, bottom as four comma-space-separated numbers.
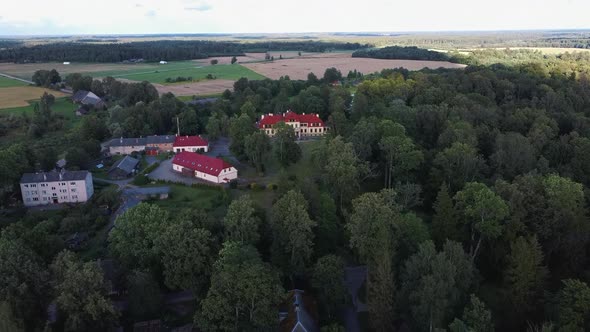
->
173, 135, 209, 153
258, 111, 327, 138
108, 137, 146, 155
108, 155, 140, 179
146, 135, 175, 155
72, 90, 106, 109
172, 151, 237, 184
107, 135, 176, 155
20, 170, 94, 207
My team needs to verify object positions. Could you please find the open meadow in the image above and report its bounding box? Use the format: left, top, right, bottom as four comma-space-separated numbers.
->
242, 52, 466, 80
0, 75, 27, 87
0, 86, 67, 108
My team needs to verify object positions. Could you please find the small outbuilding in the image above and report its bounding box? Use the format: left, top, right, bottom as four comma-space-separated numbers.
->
159, 60, 168, 64
108, 156, 140, 179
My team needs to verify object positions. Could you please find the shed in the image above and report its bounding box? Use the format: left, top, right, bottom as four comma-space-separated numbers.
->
108, 156, 140, 179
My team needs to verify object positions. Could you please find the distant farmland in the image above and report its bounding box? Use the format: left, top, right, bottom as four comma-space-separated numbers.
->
0, 60, 265, 84
242, 52, 466, 80
0, 86, 67, 109
0, 75, 27, 88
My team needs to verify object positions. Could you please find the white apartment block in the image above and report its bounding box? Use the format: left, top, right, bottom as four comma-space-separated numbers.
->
20, 170, 94, 207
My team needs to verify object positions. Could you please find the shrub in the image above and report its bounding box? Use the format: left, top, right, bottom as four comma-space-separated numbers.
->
249, 183, 259, 191
266, 183, 277, 190
132, 174, 149, 185
229, 179, 238, 189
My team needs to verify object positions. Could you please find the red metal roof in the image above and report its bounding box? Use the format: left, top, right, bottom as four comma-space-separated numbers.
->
173, 135, 209, 148
172, 151, 233, 177
258, 111, 324, 128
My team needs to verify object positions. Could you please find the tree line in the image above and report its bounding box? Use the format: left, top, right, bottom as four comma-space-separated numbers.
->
352, 45, 460, 62
0, 40, 367, 63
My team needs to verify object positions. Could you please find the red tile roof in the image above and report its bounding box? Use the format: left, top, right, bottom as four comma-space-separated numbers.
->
173, 135, 209, 148
172, 151, 233, 177
258, 111, 324, 129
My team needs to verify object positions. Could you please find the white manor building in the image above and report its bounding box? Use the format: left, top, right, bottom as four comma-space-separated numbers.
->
258, 111, 328, 138
20, 170, 94, 207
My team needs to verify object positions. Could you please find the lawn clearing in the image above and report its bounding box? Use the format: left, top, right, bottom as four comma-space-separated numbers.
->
243, 53, 465, 80
0, 86, 67, 108
0, 75, 27, 87
100, 63, 265, 84
1, 97, 77, 119
150, 184, 228, 216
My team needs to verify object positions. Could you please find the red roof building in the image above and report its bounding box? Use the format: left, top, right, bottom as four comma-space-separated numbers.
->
172, 151, 237, 184
258, 111, 327, 138
173, 135, 209, 153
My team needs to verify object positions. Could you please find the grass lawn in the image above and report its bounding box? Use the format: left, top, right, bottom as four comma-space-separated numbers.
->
90, 62, 265, 84
0, 97, 78, 119
150, 184, 229, 216
0, 75, 27, 87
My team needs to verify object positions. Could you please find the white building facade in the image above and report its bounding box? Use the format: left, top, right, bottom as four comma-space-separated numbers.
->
20, 170, 94, 207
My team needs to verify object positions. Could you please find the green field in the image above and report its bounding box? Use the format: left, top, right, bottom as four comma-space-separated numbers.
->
89, 62, 265, 84
151, 184, 229, 216
1, 97, 78, 120
0, 75, 27, 87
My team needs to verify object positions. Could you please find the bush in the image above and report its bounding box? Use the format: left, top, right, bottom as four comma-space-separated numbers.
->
142, 162, 160, 175
249, 183, 259, 191
266, 183, 277, 190
229, 179, 238, 189
132, 174, 149, 185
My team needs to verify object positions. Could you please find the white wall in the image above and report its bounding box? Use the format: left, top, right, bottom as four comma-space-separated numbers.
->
20, 174, 94, 207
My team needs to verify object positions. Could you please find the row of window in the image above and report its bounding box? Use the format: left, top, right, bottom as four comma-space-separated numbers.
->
24, 182, 78, 188
25, 195, 79, 203
25, 188, 77, 196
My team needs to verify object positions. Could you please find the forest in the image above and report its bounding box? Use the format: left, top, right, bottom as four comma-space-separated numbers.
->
0, 40, 367, 63
4, 48, 590, 331
352, 45, 457, 62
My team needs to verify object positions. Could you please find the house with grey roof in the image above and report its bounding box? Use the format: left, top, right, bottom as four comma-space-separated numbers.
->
72, 90, 106, 109
20, 169, 94, 207
107, 137, 147, 155
279, 290, 319, 332
107, 135, 176, 156
108, 156, 140, 179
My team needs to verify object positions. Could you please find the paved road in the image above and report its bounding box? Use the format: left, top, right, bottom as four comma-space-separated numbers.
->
0, 73, 34, 85
344, 266, 368, 332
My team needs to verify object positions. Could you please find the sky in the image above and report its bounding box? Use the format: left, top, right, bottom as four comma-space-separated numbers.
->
1, 0, 589, 35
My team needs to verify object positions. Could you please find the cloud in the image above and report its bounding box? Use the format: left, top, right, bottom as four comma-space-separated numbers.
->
184, 3, 212, 11
145, 9, 157, 17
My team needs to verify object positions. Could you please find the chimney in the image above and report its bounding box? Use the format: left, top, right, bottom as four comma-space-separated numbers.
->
261, 115, 265, 120
43, 173, 47, 181
120, 137, 123, 143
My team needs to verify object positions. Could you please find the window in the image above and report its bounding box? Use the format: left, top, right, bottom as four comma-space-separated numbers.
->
51, 187, 56, 190
24, 184, 29, 188
42, 190, 47, 194
53, 193, 57, 197
33, 197, 39, 201
71, 188, 76, 192
31, 184, 37, 187
70, 182, 76, 185
26, 198, 31, 202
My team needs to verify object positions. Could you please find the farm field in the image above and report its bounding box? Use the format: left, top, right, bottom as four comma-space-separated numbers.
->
242, 53, 466, 80
0, 60, 266, 86
1, 97, 77, 119
0, 75, 27, 87
0, 86, 67, 108
153, 80, 236, 96
97, 63, 265, 84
